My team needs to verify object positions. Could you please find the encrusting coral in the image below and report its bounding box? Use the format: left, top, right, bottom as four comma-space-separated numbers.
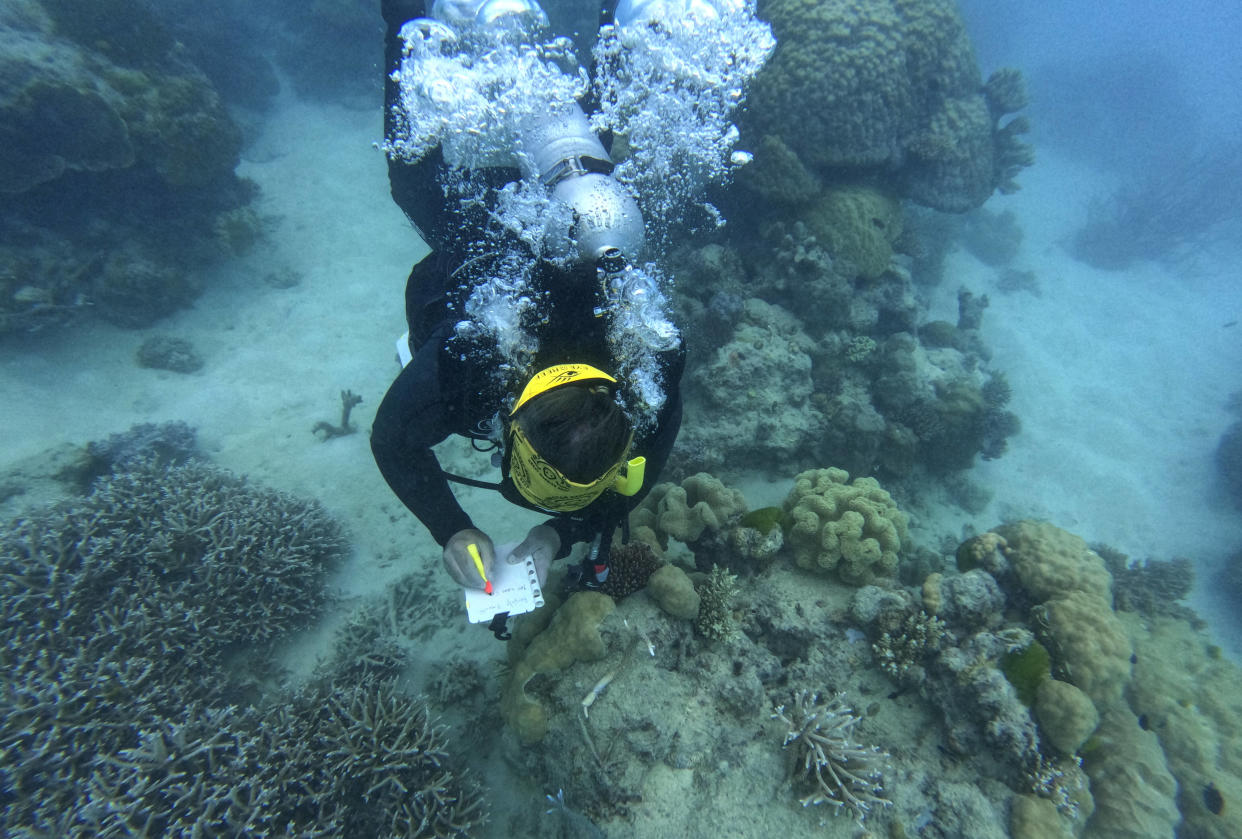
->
502, 592, 616, 744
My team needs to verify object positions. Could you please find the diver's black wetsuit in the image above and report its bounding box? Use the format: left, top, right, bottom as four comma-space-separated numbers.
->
371, 0, 684, 562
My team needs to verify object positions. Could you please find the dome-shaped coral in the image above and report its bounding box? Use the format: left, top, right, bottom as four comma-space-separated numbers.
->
783, 467, 908, 585
743, 0, 1032, 212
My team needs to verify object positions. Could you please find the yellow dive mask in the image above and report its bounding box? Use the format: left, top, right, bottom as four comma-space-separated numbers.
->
507, 363, 646, 512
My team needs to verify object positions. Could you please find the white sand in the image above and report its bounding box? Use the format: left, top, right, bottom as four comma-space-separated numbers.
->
2, 89, 1239, 649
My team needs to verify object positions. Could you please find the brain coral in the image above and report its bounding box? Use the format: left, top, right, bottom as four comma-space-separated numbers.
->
783, 467, 908, 585
633, 472, 748, 546
743, 0, 1031, 212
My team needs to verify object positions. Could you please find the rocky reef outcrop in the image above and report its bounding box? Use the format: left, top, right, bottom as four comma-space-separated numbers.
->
0, 0, 258, 336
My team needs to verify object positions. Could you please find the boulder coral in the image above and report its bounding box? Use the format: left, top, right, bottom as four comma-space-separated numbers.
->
647, 565, 701, 620
1123, 613, 1242, 839
993, 521, 1132, 707
1082, 708, 1180, 839
783, 467, 907, 585
1033, 678, 1099, 756
743, 0, 1031, 212
502, 592, 616, 744
995, 520, 1114, 603
800, 185, 904, 281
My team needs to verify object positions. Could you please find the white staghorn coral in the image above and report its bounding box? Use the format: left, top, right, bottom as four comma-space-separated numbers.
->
772, 690, 892, 824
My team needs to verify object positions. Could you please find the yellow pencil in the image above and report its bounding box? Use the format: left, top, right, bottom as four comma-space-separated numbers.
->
467, 543, 492, 595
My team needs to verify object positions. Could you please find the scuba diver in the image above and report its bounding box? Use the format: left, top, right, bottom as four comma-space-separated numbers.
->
372, 0, 770, 599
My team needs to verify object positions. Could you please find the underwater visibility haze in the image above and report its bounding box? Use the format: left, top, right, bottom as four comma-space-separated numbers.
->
1, 0, 1240, 837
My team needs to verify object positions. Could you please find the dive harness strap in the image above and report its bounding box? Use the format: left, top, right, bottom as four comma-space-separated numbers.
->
541, 155, 615, 188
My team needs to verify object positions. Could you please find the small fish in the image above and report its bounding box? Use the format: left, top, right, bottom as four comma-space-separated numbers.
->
1222, 320, 1237, 328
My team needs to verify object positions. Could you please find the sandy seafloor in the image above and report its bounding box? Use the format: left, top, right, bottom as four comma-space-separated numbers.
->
3, 86, 1241, 836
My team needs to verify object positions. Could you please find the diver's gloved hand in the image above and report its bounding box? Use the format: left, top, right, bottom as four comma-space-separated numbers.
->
511, 523, 560, 586
443, 528, 496, 590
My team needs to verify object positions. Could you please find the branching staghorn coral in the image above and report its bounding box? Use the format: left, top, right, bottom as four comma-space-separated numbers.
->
0, 454, 486, 837
771, 690, 891, 824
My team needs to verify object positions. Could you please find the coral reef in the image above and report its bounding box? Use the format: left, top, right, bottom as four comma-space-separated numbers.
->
667, 203, 1021, 481
0, 0, 254, 336
474, 500, 1234, 837
783, 467, 908, 585
0, 452, 484, 837
742, 0, 1032, 212
136, 334, 204, 373
669, 236, 1020, 482
771, 690, 891, 822
678, 298, 823, 473
993, 521, 1132, 707
913, 519, 1242, 839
